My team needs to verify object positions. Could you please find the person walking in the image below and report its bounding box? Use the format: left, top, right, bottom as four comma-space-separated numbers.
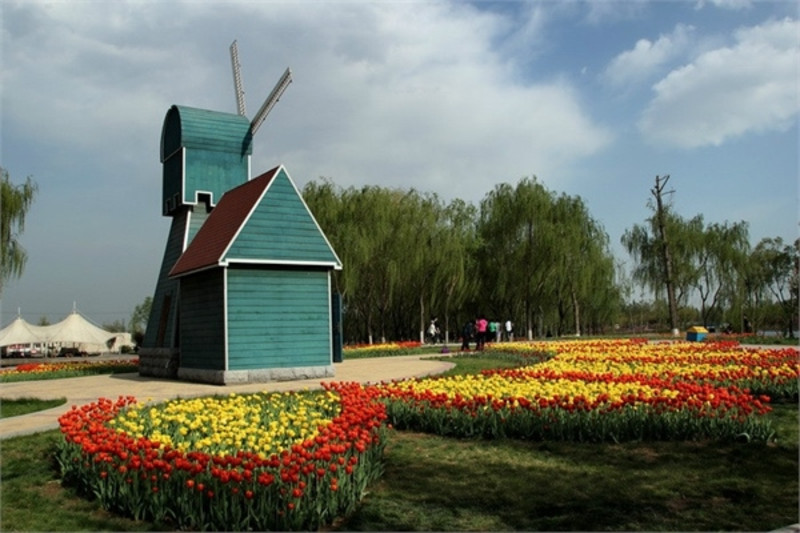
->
476, 315, 488, 351
460, 319, 474, 351
428, 318, 440, 344
488, 320, 497, 344
504, 319, 513, 342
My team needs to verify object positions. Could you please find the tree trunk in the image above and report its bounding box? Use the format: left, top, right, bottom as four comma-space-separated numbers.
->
525, 297, 533, 340
571, 288, 581, 336
419, 294, 426, 344
653, 175, 680, 335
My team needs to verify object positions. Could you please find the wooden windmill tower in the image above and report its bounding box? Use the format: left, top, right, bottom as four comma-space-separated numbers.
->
139, 42, 293, 378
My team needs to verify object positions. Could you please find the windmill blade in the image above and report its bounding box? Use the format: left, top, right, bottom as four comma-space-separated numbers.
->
250, 67, 292, 135
230, 40, 247, 116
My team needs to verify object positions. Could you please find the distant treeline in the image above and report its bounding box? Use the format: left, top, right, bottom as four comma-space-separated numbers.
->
303, 177, 798, 344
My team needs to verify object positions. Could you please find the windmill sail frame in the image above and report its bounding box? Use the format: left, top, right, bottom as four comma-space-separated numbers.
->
229, 40, 247, 117
250, 67, 293, 135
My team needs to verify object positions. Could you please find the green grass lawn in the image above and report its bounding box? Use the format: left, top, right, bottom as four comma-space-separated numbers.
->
0, 397, 67, 418
338, 402, 798, 531
0, 355, 797, 531
0, 431, 156, 532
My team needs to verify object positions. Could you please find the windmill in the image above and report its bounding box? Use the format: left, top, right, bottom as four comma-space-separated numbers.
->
140, 41, 295, 377
229, 39, 293, 135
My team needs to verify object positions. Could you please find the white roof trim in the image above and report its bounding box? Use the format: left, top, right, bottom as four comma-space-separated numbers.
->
225, 258, 341, 269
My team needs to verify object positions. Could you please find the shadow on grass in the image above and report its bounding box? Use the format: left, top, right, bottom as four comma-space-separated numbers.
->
0, 431, 161, 531
340, 425, 799, 531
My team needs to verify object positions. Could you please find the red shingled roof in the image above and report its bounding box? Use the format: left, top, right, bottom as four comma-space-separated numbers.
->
169, 167, 280, 277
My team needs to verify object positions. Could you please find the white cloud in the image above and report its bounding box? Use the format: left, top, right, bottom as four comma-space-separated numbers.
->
496, 2, 550, 58
603, 24, 695, 88
638, 17, 799, 148
695, 0, 752, 11
218, 2, 612, 198
2, 1, 611, 202
267, 76, 611, 197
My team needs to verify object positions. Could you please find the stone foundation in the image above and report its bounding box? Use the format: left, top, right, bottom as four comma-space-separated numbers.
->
177, 364, 335, 385
138, 348, 180, 379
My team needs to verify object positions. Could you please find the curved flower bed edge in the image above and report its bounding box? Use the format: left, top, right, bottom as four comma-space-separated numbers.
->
56, 382, 387, 531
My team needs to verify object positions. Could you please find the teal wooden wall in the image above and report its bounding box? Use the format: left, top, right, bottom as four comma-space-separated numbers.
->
178, 268, 226, 371
187, 204, 210, 244
162, 151, 249, 214
143, 207, 210, 349
143, 209, 188, 348
161, 155, 182, 215
183, 150, 249, 206
161, 106, 252, 215
225, 170, 339, 265
226, 268, 331, 370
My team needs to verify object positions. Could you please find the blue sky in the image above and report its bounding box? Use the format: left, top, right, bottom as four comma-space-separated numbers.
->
1, 0, 797, 327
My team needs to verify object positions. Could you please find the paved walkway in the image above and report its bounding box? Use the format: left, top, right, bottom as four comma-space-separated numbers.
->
0, 354, 454, 440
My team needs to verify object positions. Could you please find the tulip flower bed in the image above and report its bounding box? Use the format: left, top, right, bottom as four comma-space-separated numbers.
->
343, 340, 423, 358
56, 383, 387, 531
53, 338, 797, 529
377, 339, 798, 442
0, 359, 139, 382
492, 339, 799, 399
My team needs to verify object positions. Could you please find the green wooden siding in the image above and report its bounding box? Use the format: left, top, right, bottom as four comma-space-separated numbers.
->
143, 209, 188, 348
183, 149, 249, 206
143, 206, 213, 349
187, 207, 210, 245
161, 105, 252, 215
179, 269, 226, 371
226, 268, 331, 370
162, 155, 182, 215
225, 170, 339, 265
161, 106, 252, 159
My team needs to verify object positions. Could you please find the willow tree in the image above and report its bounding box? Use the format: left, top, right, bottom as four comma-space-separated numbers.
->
1, 167, 38, 294
621, 178, 704, 333
435, 198, 478, 342
623, 176, 684, 332
303, 180, 378, 342
749, 237, 799, 337
379, 190, 444, 343
549, 193, 617, 336
692, 220, 750, 327
304, 181, 457, 343
478, 178, 559, 339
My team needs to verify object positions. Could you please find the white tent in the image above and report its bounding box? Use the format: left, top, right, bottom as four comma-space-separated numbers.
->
0, 317, 43, 346
44, 312, 116, 352
0, 311, 128, 355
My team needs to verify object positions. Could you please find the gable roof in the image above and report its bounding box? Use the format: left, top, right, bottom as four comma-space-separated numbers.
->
169, 165, 341, 278
169, 168, 277, 277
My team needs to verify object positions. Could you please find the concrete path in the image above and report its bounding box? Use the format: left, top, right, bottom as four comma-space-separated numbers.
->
0, 354, 454, 440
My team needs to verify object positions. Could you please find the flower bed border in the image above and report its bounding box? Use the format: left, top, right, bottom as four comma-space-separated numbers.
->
57, 382, 387, 531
